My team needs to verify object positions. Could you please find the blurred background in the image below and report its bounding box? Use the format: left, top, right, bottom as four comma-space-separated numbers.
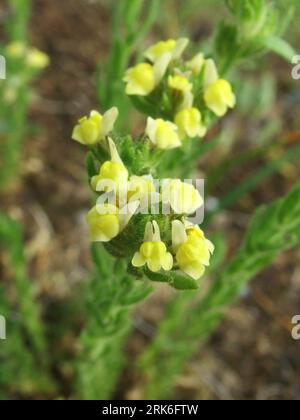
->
0, 0, 300, 400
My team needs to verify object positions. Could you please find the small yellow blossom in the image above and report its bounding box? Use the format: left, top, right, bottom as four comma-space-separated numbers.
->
86, 204, 120, 242
86, 200, 139, 242
128, 175, 156, 198
124, 63, 156, 96
204, 79, 236, 117
72, 108, 118, 145
172, 220, 214, 280
162, 180, 203, 214
124, 54, 171, 96
128, 175, 159, 204
146, 117, 181, 150
186, 53, 205, 75
91, 138, 128, 193
168, 74, 192, 93
26, 48, 50, 69
175, 108, 207, 139
6, 42, 49, 70
132, 221, 173, 272
144, 38, 189, 63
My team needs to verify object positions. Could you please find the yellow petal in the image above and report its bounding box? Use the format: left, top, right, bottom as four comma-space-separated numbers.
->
175, 108, 206, 139
181, 262, 205, 280
144, 39, 176, 62
161, 253, 174, 271
27, 48, 50, 69
163, 180, 203, 214
186, 53, 205, 75
86, 207, 120, 242
153, 53, 172, 85
204, 58, 219, 88
124, 63, 155, 96
172, 38, 189, 60
132, 252, 146, 268
172, 220, 188, 251
205, 239, 215, 254
146, 118, 181, 150
147, 258, 162, 272
204, 79, 235, 117
155, 120, 181, 150
101, 107, 118, 137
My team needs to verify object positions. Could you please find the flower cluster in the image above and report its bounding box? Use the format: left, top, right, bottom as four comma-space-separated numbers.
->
132, 219, 214, 281
71, 106, 214, 287
123, 38, 236, 148
1, 42, 50, 105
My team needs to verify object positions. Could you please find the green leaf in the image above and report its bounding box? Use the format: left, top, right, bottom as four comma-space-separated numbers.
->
129, 96, 156, 116
144, 269, 171, 284
91, 243, 115, 277
259, 36, 296, 61
144, 269, 200, 290
170, 273, 200, 290
278, 182, 300, 224
121, 284, 153, 306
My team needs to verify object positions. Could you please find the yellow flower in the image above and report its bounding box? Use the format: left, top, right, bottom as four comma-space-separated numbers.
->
175, 108, 207, 139
6, 42, 50, 70
144, 38, 189, 63
86, 204, 120, 242
72, 108, 118, 145
168, 74, 192, 93
172, 220, 214, 280
186, 53, 205, 75
86, 200, 139, 242
128, 175, 156, 197
26, 48, 50, 69
204, 79, 236, 117
185, 224, 205, 239
128, 175, 159, 202
124, 54, 171, 96
132, 221, 173, 272
162, 180, 203, 214
124, 63, 155, 96
91, 138, 128, 193
146, 117, 181, 150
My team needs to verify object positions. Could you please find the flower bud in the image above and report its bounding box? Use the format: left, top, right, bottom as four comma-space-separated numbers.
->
26, 48, 50, 69
186, 53, 205, 75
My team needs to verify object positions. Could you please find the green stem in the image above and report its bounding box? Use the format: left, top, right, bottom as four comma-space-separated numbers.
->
139, 182, 300, 399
